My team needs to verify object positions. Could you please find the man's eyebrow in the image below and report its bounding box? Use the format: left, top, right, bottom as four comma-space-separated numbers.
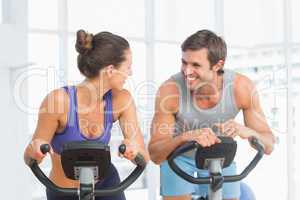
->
192, 62, 201, 66
181, 59, 201, 66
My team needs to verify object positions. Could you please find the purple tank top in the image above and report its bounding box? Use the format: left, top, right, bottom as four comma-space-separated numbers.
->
51, 86, 114, 154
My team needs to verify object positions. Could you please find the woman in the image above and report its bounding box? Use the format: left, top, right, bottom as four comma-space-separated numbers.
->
24, 30, 149, 200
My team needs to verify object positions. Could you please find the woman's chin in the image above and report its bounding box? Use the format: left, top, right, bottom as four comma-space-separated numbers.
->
114, 86, 124, 91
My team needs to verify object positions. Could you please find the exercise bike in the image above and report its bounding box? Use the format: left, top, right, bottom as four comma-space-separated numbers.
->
168, 136, 264, 200
28, 141, 146, 200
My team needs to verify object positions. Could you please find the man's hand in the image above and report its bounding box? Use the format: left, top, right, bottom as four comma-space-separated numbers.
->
214, 119, 257, 139
181, 128, 221, 147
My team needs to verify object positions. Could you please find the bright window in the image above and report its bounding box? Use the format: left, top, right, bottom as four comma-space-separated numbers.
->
224, 1, 287, 199
154, 0, 215, 42
154, 43, 181, 85
28, 33, 59, 67
28, 33, 60, 134
292, 0, 300, 43
28, 0, 58, 30
0, 0, 2, 23
224, 0, 284, 46
68, 0, 145, 38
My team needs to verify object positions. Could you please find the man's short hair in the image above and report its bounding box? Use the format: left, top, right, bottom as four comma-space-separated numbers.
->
181, 30, 227, 74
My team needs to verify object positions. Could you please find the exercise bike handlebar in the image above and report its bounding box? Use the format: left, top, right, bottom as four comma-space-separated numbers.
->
167, 137, 265, 184
28, 144, 146, 197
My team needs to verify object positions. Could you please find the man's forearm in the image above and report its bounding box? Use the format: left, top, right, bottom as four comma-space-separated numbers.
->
148, 135, 185, 165
247, 128, 275, 155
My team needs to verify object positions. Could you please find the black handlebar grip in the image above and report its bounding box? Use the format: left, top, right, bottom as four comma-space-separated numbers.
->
40, 144, 50, 155
134, 153, 146, 167
249, 137, 265, 152
118, 144, 146, 167
119, 144, 126, 154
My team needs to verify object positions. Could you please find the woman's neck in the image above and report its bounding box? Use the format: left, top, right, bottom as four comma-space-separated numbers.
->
77, 77, 111, 104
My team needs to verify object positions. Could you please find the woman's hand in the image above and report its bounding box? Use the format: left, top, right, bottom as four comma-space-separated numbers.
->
119, 139, 137, 161
25, 138, 53, 166
119, 138, 149, 164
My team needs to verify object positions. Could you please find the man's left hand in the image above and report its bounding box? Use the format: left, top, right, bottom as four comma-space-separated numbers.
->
214, 119, 257, 139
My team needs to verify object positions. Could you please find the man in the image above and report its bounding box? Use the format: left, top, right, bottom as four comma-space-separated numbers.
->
148, 30, 275, 200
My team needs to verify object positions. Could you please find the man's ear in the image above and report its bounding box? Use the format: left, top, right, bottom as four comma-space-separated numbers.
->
105, 65, 115, 77
212, 60, 224, 72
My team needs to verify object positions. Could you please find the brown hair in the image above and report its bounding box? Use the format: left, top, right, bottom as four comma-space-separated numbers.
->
75, 30, 130, 78
181, 30, 226, 75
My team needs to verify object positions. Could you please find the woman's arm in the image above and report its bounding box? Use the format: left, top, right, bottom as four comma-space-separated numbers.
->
115, 89, 150, 163
24, 89, 66, 165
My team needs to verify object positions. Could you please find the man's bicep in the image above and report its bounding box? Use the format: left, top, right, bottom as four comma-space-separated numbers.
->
243, 89, 271, 133
150, 81, 178, 141
151, 112, 175, 139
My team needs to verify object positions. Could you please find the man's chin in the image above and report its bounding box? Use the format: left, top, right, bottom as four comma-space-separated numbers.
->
185, 78, 198, 86
185, 83, 197, 91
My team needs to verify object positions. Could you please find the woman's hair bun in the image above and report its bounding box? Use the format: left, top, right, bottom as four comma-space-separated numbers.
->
75, 29, 94, 55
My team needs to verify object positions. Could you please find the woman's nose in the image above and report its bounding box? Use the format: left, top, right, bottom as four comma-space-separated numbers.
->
128, 69, 132, 76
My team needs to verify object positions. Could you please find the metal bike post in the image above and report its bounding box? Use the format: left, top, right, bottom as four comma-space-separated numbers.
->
79, 167, 95, 200
208, 160, 223, 200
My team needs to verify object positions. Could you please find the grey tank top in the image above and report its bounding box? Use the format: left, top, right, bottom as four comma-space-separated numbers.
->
171, 69, 240, 138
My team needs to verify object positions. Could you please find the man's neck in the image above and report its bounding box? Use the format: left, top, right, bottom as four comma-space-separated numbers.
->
193, 75, 223, 100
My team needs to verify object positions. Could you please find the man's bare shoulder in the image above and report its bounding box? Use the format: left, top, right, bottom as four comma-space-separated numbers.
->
155, 79, 180, 113
234, 73, 256, 109
158, 79, 180, 95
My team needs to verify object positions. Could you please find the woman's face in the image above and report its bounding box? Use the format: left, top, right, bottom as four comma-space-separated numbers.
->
109, 49, 132, 90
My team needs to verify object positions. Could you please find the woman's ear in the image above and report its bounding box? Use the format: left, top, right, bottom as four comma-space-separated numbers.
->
105, 65, 115, 77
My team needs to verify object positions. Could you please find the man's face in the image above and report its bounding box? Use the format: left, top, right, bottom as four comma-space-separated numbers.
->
181, 49, 215, 91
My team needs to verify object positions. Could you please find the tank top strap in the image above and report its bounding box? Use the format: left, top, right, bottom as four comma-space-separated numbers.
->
104, 90, 113, 123
222, 69, 238, 113
63, 86, 78, 128
171, 72, 193, 113
101, 89, 113, 144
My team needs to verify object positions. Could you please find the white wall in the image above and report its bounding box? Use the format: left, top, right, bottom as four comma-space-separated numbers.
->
0, 24, 28, 67
0, 0, 27, 68
0, 68, 32, 199
0, 0, 31, 199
